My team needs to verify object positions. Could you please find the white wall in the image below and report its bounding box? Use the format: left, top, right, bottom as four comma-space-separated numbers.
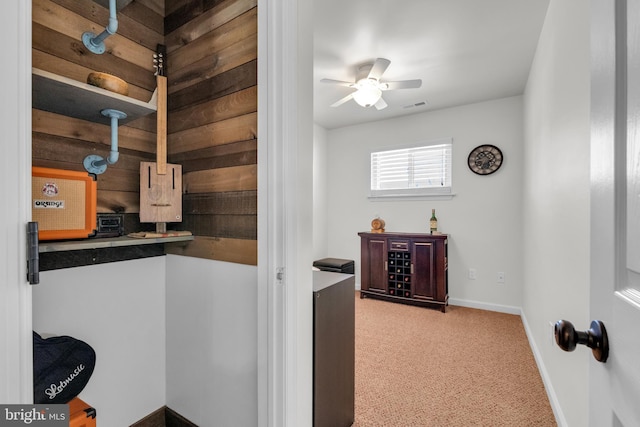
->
522, 0, 590, 426
323, 96, 524, 311
32, 258, 166, 426
313, 124, 329, 259
165, 255, 258, 426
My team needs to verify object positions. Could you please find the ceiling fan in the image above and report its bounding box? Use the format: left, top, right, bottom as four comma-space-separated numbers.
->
321, 58, 422, 110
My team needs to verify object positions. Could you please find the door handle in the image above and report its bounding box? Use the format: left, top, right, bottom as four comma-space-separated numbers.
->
554, 319, 609, 363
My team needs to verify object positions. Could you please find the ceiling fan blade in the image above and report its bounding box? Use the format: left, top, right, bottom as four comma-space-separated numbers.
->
374, 96, 388, 110
381, 79, 422, 90
368, 58, 391, 80
330, 93, 354, 107
320, 78, 355, 87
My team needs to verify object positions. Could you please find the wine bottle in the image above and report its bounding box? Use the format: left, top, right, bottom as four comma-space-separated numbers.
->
430, 209, 438, 234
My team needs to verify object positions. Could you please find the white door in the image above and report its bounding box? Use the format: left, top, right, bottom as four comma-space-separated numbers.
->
588, 0, 640, 425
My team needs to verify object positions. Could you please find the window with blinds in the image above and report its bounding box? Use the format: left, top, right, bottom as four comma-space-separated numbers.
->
370, 139, 452, 197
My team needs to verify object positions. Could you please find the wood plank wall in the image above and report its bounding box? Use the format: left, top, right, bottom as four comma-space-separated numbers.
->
32, 0, 258, 266
32, 0, 163, 222
163, 0, 258, 265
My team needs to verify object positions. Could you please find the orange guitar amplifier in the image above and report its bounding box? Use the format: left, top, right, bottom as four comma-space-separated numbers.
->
32, 167, 97, 240
68, 397, 97, 427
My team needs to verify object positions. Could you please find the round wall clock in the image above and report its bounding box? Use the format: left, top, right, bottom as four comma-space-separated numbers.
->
467, 144, 504, 175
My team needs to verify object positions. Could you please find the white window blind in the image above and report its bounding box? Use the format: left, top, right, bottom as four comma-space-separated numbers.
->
370, 140, 452, 197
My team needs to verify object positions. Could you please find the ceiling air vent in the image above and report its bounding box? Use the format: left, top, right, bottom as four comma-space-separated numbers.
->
403, 101, 429, 109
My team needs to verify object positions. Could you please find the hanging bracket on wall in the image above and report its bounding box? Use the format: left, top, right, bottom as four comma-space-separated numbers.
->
82, 0, 118, 54
84, 109, 127, 174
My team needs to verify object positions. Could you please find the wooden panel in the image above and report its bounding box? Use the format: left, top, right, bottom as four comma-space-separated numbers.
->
169, 139, 256, 163
126, 114, 158, 133
96, 167, 141, 192
33, 109, 156, 154
183, 191, 257, 215
33, 132, 154, 171
169, 34, 257, 95
32, 22, 156, 91
49, 0, 163, 50
165, 236, 257, 266
168, 86, 257, 133
165, 0, 191, 17
120, 1, 164, 35
97, 190, 140, 213
136, 0, 164, 16
165, 0, 256, 52
180, 214, 256, 239
179, 149, 256, 173
169, 8, 257, 73
168, 113, 257, 155
165, 0, 228, 34
183, 164, 257, 194
33, 0, 155, 71
168, 61, 257, 110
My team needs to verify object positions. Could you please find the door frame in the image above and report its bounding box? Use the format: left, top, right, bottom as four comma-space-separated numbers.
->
258, 0, 314, 425
1, 0, 33, 403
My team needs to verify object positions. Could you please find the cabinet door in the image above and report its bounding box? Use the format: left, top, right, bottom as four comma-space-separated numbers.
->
412, 240, 436, 300
360, 237, 387, 293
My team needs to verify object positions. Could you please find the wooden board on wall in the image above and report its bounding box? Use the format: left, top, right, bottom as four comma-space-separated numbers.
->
165, 236, 257, 266
165, 0, 256, 53
168, 113, 257, 155
168, 86, 257, 134
168, 60, 257, 111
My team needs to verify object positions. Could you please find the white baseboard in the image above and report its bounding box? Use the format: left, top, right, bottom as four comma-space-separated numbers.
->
520, 311, 567, 427
448, 297, 521, 315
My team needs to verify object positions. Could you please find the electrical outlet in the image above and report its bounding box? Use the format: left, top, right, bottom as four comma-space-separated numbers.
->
497, 271, 505, 283
468, 268, 477, 280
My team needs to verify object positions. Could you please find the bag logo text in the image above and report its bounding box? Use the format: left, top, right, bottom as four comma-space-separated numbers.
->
44, 364, 85, 400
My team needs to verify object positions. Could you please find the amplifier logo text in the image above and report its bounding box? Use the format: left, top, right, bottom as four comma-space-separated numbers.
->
33, 200, 64, 209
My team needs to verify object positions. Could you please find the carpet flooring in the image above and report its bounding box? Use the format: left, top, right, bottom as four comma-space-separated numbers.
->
354, 293, 557, 426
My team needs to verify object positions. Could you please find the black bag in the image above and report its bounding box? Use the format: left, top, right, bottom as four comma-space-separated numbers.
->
33, 331, 96, 404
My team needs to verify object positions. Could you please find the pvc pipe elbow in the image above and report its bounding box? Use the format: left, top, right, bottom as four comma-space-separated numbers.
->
107, 151, 119, 165
106, 17, 118, 35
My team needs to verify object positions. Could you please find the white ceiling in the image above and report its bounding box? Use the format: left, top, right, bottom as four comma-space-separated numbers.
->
313, 0, 551, 130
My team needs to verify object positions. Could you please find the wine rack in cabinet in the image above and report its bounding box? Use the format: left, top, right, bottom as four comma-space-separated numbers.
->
358, 232, 448, 312
387, 250, 412, 298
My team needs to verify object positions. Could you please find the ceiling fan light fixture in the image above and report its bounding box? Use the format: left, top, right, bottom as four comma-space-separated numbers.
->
353, 78, 382, 107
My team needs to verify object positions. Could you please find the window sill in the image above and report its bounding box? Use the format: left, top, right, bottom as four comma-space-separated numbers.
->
368, 194, 455, 202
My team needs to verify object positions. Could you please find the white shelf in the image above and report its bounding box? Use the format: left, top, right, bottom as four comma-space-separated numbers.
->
32, 68, 156, 125
39, 235, 194, 253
